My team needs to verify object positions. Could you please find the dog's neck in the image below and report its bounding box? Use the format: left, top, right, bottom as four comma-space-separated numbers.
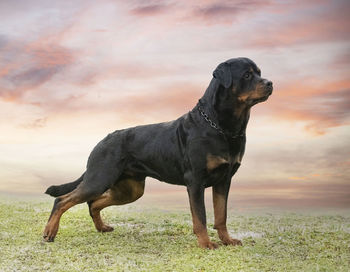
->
214, 100, 250, 135
199, 78, 251, 136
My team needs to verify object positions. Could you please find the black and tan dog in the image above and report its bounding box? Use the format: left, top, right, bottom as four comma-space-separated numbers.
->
44, 57, 273, 249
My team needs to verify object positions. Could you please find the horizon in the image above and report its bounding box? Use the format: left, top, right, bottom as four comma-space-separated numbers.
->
0, 0, 349, 209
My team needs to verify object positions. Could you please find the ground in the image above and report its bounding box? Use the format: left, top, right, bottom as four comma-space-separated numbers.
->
0, 196, 349, 271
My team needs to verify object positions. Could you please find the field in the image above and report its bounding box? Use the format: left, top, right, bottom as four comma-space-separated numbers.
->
0, 196, 349, 272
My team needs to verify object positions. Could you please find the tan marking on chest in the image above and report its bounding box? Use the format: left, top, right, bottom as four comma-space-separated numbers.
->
233, 153, 243, 164
206, 154, 229, 171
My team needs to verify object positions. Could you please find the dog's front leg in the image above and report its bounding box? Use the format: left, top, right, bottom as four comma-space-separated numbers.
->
187, 184, 218, 249
212, 180, 242, 246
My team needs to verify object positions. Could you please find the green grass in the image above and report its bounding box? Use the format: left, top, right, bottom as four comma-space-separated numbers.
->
0, 198, 349, 271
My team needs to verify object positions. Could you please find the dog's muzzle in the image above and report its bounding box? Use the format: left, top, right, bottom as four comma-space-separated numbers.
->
264, 80, 273, 95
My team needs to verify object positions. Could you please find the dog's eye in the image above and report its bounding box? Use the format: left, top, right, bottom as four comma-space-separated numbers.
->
244, 72, 252, 80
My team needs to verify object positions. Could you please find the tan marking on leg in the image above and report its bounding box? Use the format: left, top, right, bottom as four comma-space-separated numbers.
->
111, 179, 145, 205
189, 203, 218, 249
206, 154, 229, 171
43, 192, 81, 242
89, 190, 115, 232
191, 211, 217, 249
89, 179, 145, 232
213, 191, 242, 246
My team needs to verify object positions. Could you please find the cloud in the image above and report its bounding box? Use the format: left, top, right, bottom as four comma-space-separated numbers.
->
231, 181, 350, 208
264, 79, 350, 135
11, 67, 59, 89
129, 3, 172, 16
194, 3, 241, 18
242, 139, 350, 179
117, 82, 202, 113
193, 1, 270, 18
20, 118, 47, 129
330, 51, 350, 70
75, 61, 190, 86
0, 36, 76, 102
0, 35, 8, 49
245, 0, 350, 48
126, 0, 273, 26
43, 82, 203, 124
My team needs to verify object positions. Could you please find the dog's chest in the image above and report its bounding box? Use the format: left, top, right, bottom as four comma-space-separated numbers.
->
204, 150, 243, 186
206, 152, 242, 171
203, 137, 245, 185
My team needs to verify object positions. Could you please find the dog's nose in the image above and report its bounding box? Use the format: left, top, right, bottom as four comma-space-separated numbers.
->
265, 80, 273, 93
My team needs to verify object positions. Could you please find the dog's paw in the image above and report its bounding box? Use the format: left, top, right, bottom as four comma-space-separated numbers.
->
99, 224, 114, 232
198, 240, 219, 249
223, 237, 242, 246
43, 224, 58, 242
43, 235, 55, 242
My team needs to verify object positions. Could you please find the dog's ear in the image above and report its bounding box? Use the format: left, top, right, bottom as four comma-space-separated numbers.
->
213, 62, 232, 89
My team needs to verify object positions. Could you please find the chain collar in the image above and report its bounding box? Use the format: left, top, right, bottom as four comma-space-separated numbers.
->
197, 104, 245, 139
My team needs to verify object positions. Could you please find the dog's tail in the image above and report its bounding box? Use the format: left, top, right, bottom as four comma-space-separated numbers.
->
45, 173, 85, 197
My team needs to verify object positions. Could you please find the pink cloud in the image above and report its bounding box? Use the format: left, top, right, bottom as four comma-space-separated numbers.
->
0, 36, 76, 102
126, 0, 274, 25
192, 0, 271, 19
230, 180, 350, 208
129, 3, 172, 16
330, 51, 350, 70
76, 62, 189, 86
52, 82, 202, 123
245, 0, 350, 47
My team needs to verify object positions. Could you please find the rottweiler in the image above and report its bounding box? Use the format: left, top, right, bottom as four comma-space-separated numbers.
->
44, 57, 273, 249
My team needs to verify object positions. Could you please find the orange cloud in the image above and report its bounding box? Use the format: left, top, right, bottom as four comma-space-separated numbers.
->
288, 176, 307, 181
20, 118, 47, 129
59, 82, 203, 123
117, 83, 202, 114
263, 78, 350, 135
26, 41, 74, 68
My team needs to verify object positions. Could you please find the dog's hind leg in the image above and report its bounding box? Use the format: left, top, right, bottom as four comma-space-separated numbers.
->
87, 191, 116, 233
88, 179, 145, 232
43, 162, 124, 242
43, 190, 82, 242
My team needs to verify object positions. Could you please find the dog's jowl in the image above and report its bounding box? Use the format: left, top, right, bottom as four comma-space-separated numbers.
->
44, 57, 273, 249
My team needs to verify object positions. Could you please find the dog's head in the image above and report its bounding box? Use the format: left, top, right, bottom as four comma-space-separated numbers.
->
213, 57, 273, 107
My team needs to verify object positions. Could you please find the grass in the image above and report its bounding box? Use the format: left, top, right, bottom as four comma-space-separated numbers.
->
0, 197, 349, 271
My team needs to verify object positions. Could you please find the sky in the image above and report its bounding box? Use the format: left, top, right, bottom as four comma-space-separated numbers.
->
0, 0, 349, 209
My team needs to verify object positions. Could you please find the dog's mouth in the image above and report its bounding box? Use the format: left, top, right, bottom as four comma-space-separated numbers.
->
257, 95, 269, 103
265, 90, 272, 98
255, 87, 273, 103
263, 85, 273, 98
239, 83, 273, 105
267, 81, 273, 93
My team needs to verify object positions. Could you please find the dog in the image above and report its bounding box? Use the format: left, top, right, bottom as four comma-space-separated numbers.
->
44, 57, 273, 249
